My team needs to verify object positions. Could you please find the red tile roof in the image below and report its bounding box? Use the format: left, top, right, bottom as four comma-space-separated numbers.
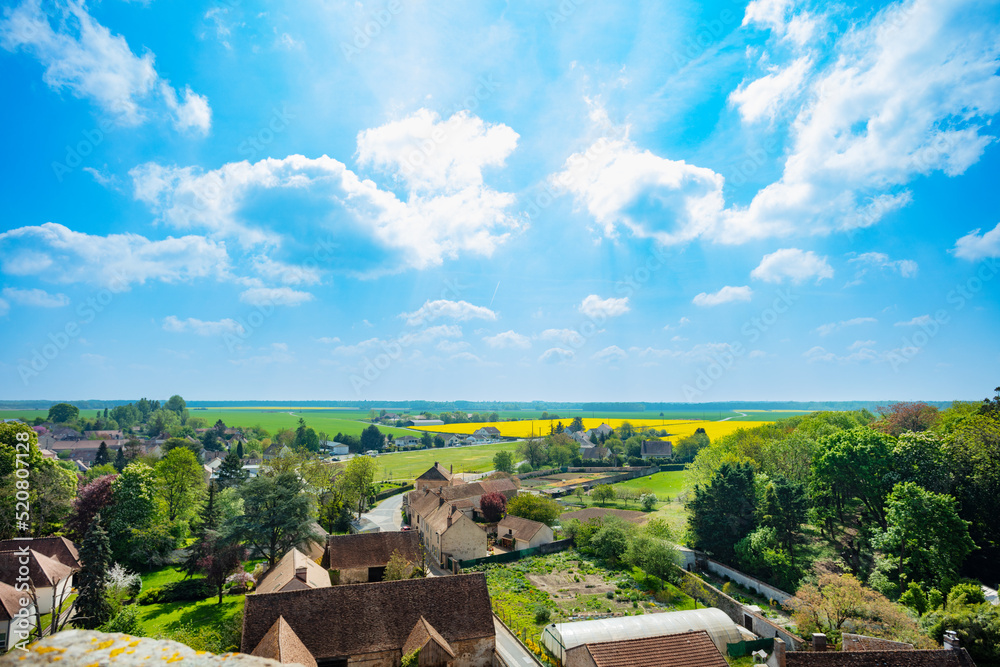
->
0, 537, 79, 570
255, 548, 330, 595
321, 530, 420, 570
579, 630, 728, 667
786, 649, 977, 666
250, 615, 318, 667
0, 549, 74, 588
498, 515, 547, 542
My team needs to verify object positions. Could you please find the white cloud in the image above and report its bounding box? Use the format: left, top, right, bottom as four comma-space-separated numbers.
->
895, 315, 933, 327
692, 285, 753, 307
579, 295, 630, 318
592, 345, 627, 363
437, 340, 471, 354
539, 347, 574, 364
162, 315, 244, 336
849, 339, 876, 351
399, 325, 462, 346
846, 251, 918, 285
1, 287, 69, 307
483, 330, 531, 349
742, 0, 820, 46
239, 287, 313, 307
401, 300, 497, 327
552, 137, 725, 245
539, 328, 584, 347
815, 316, 877, 336
751, 248, 833, 284
729, 57, 812, 124
0, 0, 211, 132
251, 255, 322, 286
953, 222, 1000, 261
0, 222, 229, 288
357, 109, 519, 192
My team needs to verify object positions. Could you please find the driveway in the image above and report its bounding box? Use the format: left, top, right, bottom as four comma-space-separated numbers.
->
362, 492, 404, 532
493, 616, 544, 667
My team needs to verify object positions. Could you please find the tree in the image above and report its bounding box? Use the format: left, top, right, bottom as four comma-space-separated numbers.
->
922, 593, 1000, 665
226, 471, 320, 567
113, 447, 127, 473
547, 434, 577, 467
66, 474, 117, 541
155, 447, 206, 522
236, 441, 244, 459
517, 438, 548, 469
342, 455, 378, 518
420, 432, 433, 449
874, 482, 975, 593
590, 517, 633, 564
674, 431, 710, 463
493, 450, 515, 474
568, 416, 585, 433
591, 484, 616, 507
874, 402, 939, 436
626, 533, 680, 589
480, 491, 507, 522
759, 477, 808, 555
217, 449, 248, 489
640, 493, 657, 511
164, 394, 187, 414
106, 462, 158, 565
47, 403, 79, 424
384, 549, 413, 581
92, 441, 111, 466
433, 435, 445, 449
617, 422, 635, 440
686, 462, 756, 562
360, 424, 384, 451
76, 515, 113, 629
810, 427, 897, 532
187, 518, 246, 605
506, 494, 561, 526
163, 436, 202, 459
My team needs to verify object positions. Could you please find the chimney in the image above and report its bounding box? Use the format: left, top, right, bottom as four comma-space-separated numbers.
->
766, 638, 786, 667
447, 513, 453, 528
295, 566, 308, 583
812, 634, 827, 652
943, 631, 961, 651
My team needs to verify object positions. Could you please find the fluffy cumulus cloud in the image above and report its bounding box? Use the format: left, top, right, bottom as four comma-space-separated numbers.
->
539, 347, 574, 364
579, 295, 630, 318
846, 252, 918, 285
132, 112, 521, 269
400, 300, 497, 327
539, 328, 585, 347
162, 315, 244, 336
742, 0, 821, 46
0, 222, 230, 288
815, 316, 877, 336
239, 287, 313, 307
895, 315, 933, 327
0, 0, 211, 132
399, 325, 462, 347
251, 256, 322, 286
953, 222, 1000, 261
592, 345, 627, 363
483, 330, 531, 349
1, 287, 70, 307
729, 57, 812, 124
692, 285, 753, 307
751, 248, 833, 284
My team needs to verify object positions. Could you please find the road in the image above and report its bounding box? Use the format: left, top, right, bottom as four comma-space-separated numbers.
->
493, 616, 544, 667
361, 492, 404, 531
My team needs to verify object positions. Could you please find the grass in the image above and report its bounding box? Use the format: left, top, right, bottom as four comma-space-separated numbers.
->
557, 471, 692, 539
374, 441, 521, 481
615, 471, 688, 500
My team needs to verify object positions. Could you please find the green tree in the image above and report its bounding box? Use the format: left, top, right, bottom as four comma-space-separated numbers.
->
360, 424, 384, 451
76, 515, 113, 629
568, 417, 585, 433
47, 403, 79, 424
94, 441, 110, 466
506, 493, 561, 526
107, 462, 158, 565
626, 533, 680, 589
226, 471, 320, 567
899, 582, 928, 616
185, 486, 245, 605
874, 482, 976, 592
686, 462, 757, 562
810, 427, 897, 532
164, 395, 187, 414
759, 477, 808, 555
493, 450, 515, 474
517, 438, 548, 469
591, 484, 616, 507
155, 447, 206, 522
433, 435, 445, 449
673, 430, 710, 463
342, 455, 379, 519
113, 447, 127, 473
547, 434, 577, 467
590, 517, 633, 564
384, 549, 413, 581
217, 449, 248, 489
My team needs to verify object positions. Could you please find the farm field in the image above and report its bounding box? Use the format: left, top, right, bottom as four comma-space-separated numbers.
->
520, 471, 621, 491
371, 441, 521, 481
412, 417, 775, 440
615, 471, 689, 500
557, 471, 691, 538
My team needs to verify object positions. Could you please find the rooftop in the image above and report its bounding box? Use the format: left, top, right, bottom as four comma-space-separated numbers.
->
581, 630, 728, 667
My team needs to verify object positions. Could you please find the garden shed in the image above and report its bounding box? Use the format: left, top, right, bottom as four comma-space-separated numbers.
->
541, 607, 746, 661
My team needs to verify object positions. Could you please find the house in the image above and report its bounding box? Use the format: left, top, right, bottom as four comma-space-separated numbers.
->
472, 427, 501, 439
321, 531, 421, 583
447, 435, 464, 447
582, 447, 609, 461
564, 631, 729, 667
0, 580, 34, 653
410, 419, 445, 427
241, 573, 496, 667
83, 430, 124, 440
263, 443, 291, 460
414, 462, 455, 493
0, 549, 74, 615
420, 503, 488, 566
0, 537, 81, 571
395, 436, 420, 448
255, 548, 331, 595
322, 441, 349, 456
249, 615, 318, 667
641, 440, 673, 459
497, 515, 554, 550
592, 423, 613, 438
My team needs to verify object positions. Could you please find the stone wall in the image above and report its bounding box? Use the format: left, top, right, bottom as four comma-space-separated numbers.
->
703, 558, 793, 604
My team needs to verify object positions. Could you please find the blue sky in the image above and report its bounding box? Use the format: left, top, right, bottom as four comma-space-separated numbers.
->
1, 0, 999, 402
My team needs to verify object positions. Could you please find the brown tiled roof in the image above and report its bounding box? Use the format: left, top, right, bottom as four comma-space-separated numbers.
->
436, 478, 517, 502
581, 630, 728, 667
410, 489, 447, 519
498, 515, 546, 542
582, 447, 609, 460
0, 549, 74, 587
402, 616, 456, 658
0, 580, 26, 621
842, 634, 914, 651
786, 649, 977, 666
0, 537, 80, 570
424, 503, 478, 537
561, 508, 649, 524
250, 615, 318, 667
241, 573, 495, 660
321, 530, 420, 570
416, 463, 453, 482
256, 548, 331, 595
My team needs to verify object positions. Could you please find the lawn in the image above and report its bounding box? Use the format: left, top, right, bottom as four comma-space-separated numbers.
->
374, 441, 521, 481
185, 409, 415, 438
615, 471, 688, 500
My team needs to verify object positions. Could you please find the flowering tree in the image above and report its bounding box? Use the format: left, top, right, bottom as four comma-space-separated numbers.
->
480, 491, 507, 522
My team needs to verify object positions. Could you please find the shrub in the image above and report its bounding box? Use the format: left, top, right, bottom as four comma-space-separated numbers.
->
639, 493, 657, 511
101, 605, 142, 635
534, 606, 551, 624
138, 578, 214, 604
137, 587, 163, 605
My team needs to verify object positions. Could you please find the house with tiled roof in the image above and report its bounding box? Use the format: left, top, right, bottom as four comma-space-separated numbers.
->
769, 635, 977, 667
420, 503, 487, 567
321, 531, 420, 584
582, 446, 609, 461
497, 515, 553, 551
241, 573, 496, 667
565, 630, 728, 667
414, 462, 455, 493
0, 548, 74, 615
472, 427, 501, 439
1, 580, 35, 653
0, 537, 80, 571
640, 440, 673, 459
255, 548, 331, 595
249, 615, 317, 667
263, 443, 291, 460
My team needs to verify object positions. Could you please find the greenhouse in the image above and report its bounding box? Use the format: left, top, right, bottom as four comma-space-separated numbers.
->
540, 607, 746, 662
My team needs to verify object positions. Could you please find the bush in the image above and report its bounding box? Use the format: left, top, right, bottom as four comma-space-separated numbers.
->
517, 463, 533, 474
137, 587, 163, 605
137, 578, 214, 605
534, 606, 551, 624
100, 605, 143, 635
639, 493, 657, 511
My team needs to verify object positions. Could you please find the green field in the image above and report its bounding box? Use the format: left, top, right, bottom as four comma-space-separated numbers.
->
615, 471, 689, 500
373, 441, 520, 481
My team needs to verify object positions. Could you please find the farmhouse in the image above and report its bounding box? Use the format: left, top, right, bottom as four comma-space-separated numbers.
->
447, 435, 465, 447
242, 573, 496, 667
414, 462, 457, 493
472, 427, 501, 439
582, 446, 609, 461
564, 631, 728, 667
420, 503, 487, 567
322, 531, 421, 584
395, 436, 420, 448
0, 581, 34, 653
641, 440, 673, 459
255, 548, 331, 594
497, 515, 554, 551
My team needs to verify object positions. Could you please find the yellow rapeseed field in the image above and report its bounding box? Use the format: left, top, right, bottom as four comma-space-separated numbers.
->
411, 417, 774, 440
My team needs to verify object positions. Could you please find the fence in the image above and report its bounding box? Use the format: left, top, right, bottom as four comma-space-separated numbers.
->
374, 483, 413, 502
458, 538, 574, 569
727, 638, 775, 657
